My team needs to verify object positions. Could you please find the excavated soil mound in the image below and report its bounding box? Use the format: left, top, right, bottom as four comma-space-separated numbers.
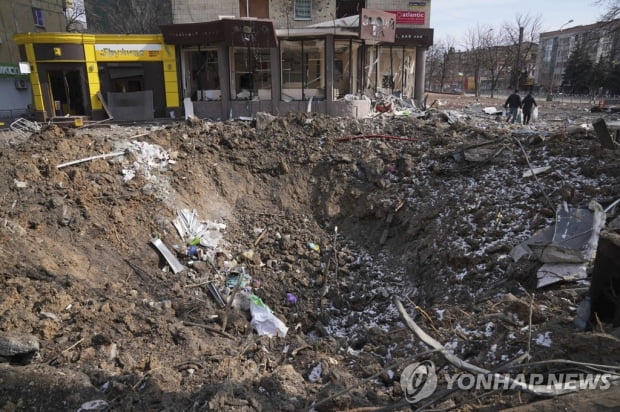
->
1, 95, 620, 411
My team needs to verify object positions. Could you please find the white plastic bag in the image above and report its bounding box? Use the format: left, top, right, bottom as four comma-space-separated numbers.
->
516, 108, 523, 124
250, 295, 288, 338
532, 106, 539, 123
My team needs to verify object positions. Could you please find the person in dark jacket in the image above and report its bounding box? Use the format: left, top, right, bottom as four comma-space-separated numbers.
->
504, 89, 521, 123
521, 92, 538, 125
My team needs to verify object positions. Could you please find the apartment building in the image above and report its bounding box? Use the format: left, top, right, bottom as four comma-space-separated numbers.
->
164, 0, 434, 119
0, 1, 68, 119
535, 19, 620, 94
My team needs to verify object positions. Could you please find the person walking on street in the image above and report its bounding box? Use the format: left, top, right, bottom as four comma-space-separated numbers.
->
521, 92, 538, 125
504, 89, 521, 123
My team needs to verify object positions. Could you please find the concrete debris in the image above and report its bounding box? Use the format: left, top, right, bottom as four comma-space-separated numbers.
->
0, 332, 40, 363
511, 201, 605, 265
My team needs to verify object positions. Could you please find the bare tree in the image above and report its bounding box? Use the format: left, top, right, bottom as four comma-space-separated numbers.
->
65, 1, 87, 32
479, 30, 511, 98
85, 0, 172, 34
425, 36, 456, 92
502, 13, 542, 90
463, 25, 494, 97
596, 0, 620, 21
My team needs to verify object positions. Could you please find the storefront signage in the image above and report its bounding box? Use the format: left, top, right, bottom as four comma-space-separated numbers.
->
394, 28, 434, 47
360, 8, 396, 43
387, 10, 426, 25
0, 63, 27, 78
95, 44, 162, 61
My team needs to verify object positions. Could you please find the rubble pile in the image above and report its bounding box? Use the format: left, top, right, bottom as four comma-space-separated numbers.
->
1, 95, 620, 411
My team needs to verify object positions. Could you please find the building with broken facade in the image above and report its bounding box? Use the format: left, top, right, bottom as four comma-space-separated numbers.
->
13, 32, 180, 122
535, 19, 620, 95
162, 0, 434, 119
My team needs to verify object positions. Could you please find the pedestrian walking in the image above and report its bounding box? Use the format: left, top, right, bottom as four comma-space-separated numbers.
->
521, 92, 538, 125
504, 89, 521, 123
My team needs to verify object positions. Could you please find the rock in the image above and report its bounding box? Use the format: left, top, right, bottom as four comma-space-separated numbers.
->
255, 112, 276, 130
0, 332, 40, 363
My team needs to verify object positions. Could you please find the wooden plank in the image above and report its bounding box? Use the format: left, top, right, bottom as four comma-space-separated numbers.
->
96, 91, 114, 120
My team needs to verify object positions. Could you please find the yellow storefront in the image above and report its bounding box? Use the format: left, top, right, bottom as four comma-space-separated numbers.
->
13, 33, 179, 121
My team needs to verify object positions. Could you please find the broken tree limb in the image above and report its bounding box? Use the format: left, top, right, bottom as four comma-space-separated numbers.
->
394, 297, 618, 397
513, 137, 555, 214
56, 150, 126, 169
335, 134, 418, 142
183, 321, 235, 340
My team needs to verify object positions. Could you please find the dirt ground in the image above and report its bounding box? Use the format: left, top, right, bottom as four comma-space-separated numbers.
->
1, 92, 620, 411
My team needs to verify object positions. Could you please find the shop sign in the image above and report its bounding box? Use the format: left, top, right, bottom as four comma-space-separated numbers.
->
387, 10, 426, 25
0, 63, 26, 78
360, 8, 396, 43
95, 44, 162, 61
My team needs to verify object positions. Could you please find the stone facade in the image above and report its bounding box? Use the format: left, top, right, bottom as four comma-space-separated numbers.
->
172, 0, 240, 24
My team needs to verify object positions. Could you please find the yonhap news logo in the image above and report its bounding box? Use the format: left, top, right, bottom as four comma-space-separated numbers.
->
400, 360, 613, 404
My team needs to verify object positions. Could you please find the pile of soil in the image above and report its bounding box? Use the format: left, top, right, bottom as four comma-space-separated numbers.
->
1, 94, 620, 411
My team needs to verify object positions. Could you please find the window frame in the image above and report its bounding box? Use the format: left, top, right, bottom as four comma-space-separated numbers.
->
32, 7, 45, 27
294, 0, 312, 21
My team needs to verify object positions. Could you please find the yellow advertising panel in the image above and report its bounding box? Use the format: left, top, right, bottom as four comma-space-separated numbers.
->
95, 44, 162, 61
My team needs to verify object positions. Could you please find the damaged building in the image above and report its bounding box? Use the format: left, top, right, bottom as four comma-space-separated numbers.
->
14, 1, 434, 121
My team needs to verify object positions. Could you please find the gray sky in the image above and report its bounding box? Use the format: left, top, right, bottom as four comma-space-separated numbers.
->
430, 0, 603, 45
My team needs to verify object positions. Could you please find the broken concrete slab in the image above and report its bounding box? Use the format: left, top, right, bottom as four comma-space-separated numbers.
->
592, 118, 619, 150
536, 263, 588, 288
511, 201, 605, 264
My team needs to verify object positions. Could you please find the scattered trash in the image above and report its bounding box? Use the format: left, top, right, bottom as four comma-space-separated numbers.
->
13, 179, 27, 188
511, 201, 605, 264
77, 399, 109, 412
574, 295, 591, 330
483, 106, 502, 115
307, 242, 320, 252
536, 263, 588, 288
56, 150, 126, 169
249, 295, 288, 338
534, 331, 553, 347
308, 363, 322, 382
207, 282, 226, 308
151, 238, 186, 274
173, 209, 226, 248
226, 270, 250, 289
511, 201, 606, 288
522, 166, 551, 178
10, 118, 41, 137
286, 293, 298, 304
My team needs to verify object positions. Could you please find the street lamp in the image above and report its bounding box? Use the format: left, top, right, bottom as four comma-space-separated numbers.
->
559, 19, 574, 31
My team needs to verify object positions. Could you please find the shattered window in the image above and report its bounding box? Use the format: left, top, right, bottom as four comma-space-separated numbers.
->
366, 45, 415, 98
334, 40, 362, 97
184, 49, 220, 101
281, 39, 325, 101
231, 47, 272, 100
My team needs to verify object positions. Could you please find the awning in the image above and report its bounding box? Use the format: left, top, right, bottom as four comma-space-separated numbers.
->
160, 19, 277, 48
